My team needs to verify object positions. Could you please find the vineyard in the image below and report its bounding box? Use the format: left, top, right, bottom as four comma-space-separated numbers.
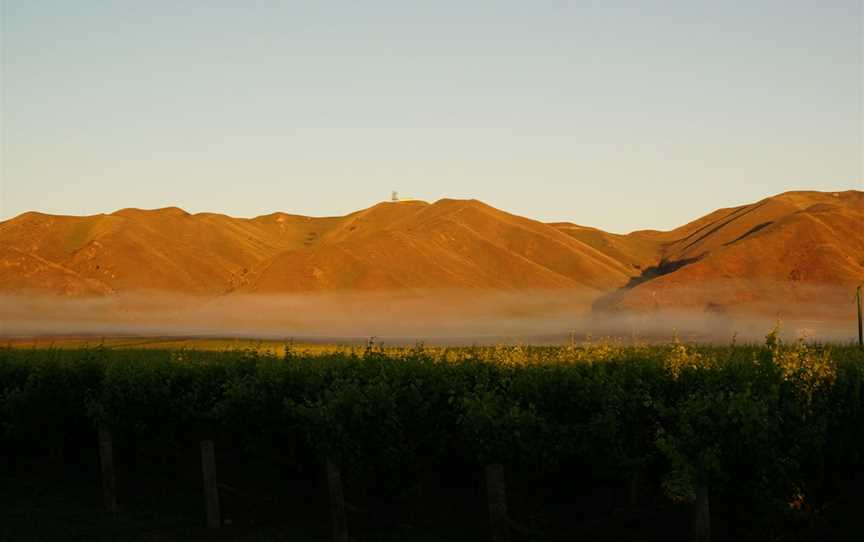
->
1, 335, 863, 541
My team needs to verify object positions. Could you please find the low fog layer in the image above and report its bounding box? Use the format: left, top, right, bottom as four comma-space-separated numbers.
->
2, 287, 860, 345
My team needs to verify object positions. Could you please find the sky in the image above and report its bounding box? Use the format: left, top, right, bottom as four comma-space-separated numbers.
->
1, 0, 861, 233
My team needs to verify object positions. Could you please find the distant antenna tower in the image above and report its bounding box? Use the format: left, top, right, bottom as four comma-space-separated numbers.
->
391, 190, 400, 202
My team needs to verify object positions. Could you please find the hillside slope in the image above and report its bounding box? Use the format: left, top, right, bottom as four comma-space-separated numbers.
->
2, 191, 861, 319
0, 207, 324, 295
0, 199, 639, 297
246, 199, 635, 293
600, 190, 864, 315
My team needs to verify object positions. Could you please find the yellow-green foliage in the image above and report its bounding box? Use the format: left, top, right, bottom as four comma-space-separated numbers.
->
772, 337, 837, 405
664, 339, 715, 379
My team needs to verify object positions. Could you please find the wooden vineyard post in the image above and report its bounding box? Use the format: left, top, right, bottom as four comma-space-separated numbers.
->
485, 463, 510, 542
200, 440, 221, 528
97, 423, 118, 514
629, 467, 643, 508
325, 456, 349, 542
690, 483, 710, 542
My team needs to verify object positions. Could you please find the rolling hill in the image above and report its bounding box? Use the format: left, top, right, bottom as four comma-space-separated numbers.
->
1, 190, 862, 319
595, 190, 864, 316
0, 199, 639, 297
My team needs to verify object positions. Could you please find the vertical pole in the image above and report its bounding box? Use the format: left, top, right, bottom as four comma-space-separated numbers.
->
325, 456, 349, 542
856, 285, 862, 350
97, 423, 118, 514
485, 463, 510, 542
200, 440, 221, 528
629, 468, 643, 509
690, 483, 710, 542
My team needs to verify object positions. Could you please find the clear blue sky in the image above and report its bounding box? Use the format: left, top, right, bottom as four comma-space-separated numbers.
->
1, 1, 861, 233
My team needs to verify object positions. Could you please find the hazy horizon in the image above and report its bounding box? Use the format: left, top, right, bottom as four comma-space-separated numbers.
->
3, 287, 860, 345
2, 0, 861, 233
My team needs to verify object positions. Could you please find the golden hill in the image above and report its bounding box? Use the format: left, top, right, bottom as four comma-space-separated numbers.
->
595, 190, 864, 316
0, 207, 300, 296
246, 199, 634, 293
0, 199, 637, 297
1, 190, 862, 318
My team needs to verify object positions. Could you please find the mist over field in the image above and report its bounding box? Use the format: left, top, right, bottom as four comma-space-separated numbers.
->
2, 286, 859, 345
